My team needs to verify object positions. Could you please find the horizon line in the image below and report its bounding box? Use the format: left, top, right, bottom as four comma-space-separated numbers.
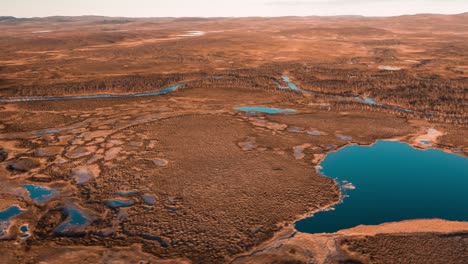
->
2, 11, 467, 20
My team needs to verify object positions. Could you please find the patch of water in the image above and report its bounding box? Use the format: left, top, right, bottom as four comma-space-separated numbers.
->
19, 224, 30, 238
281, 75, 301, 91
296, 140, 468, 234
234, 106, 296, 114
364, 97, 377, 105
55, 206, 91, 235
0, 83, 186, 103
0, 206, 23, 222
0, 206, 24, 238
20, 225, 29, 233
104, 199, 134, 208
23, 184, 58, 203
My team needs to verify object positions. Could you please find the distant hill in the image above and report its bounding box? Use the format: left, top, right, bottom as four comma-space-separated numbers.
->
2, 12, 468, 21
0, 16, 17, 21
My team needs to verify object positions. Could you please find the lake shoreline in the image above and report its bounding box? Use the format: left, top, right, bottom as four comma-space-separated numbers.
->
230, 127, 467, 262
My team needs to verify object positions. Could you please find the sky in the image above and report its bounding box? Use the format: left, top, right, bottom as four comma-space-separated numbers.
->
1, 0, 467, 18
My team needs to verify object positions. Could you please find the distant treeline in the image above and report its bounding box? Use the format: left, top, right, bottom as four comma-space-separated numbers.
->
3, 72, 204, 97
289, 66, 467, 125
2, 63, 466, 125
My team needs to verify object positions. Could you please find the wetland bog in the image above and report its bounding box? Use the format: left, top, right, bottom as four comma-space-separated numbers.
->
0, 13, 466, 264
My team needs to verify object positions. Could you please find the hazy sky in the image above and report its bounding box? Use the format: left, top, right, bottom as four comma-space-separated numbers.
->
1, 0, 467, 17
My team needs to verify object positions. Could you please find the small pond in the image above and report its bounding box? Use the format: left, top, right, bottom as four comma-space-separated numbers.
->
234, 106, 296, 114
0, 206, 23, 222
105, 199, 135, 208
55, 206, 91, 235
23, 184, 58, 203
281, 75, 301, 91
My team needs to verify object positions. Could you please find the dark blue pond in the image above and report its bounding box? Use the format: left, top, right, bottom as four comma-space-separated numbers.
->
0, 206, 23, 221
296, 140, 468, 234
19, 224, 30, 238
0, 83, 186, 102
20, 225, 29, 232
0, 206, 24, 237
23, 184, 58, 203
55, 206, 90, 235
234, 106, 296, 114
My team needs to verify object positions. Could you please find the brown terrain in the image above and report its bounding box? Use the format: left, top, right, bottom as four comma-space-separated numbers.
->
0, 14, 467, 263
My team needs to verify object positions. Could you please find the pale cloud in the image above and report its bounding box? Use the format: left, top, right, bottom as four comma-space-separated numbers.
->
0, 0, 467, 18
266, 0, 386, 5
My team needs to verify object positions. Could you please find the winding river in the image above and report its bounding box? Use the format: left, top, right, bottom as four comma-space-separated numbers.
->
2, 75, 416, 116
0, 82, 186, 103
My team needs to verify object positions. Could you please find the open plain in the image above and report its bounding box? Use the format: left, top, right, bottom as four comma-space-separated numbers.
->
0, 14, 467, 263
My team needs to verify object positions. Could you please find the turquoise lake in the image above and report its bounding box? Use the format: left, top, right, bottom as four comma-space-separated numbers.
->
295, 140, 468, 234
